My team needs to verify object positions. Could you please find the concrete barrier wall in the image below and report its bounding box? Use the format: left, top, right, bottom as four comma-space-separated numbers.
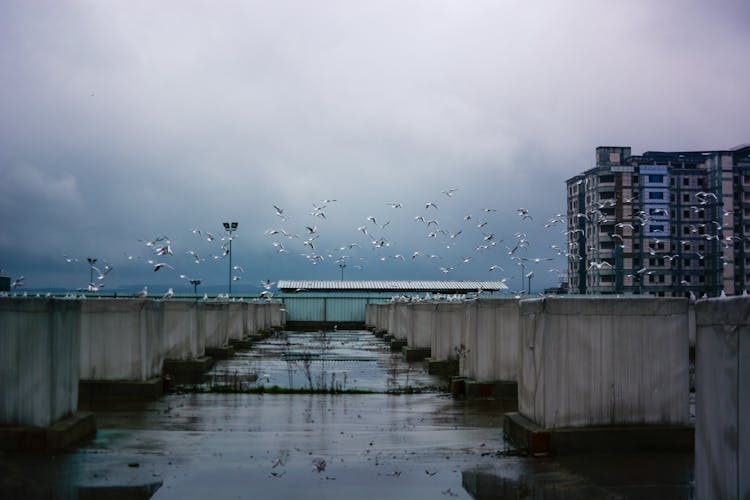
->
518, 297, 690, 428
378, 304, 390, 332
387, 303, 396, 335
461, 299, 520, 382
161, 301, 202, 360
365, 303, 375, 328
268, 302, 285, 328
409, 302, 436, 348
0, 298, 81, 427
695, 296, 750, 499
245, 302, 258, 335
80, 299, 164, 381
393, 302, 411, 340
227, 302, 244, 341
257, 302, 270, 331
432, 303, 466, 361
199, 302, 229, 348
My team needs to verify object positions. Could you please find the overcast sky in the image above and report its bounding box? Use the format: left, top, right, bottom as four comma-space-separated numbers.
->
1, 0, 749, 294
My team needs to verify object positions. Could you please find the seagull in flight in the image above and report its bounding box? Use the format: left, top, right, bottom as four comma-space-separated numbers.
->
425, 202, 439, 210
153, 262, 175, 272
442, 188, 459, 197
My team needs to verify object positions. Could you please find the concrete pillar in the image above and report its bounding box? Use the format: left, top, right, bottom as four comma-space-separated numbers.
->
365, 303, 375, 328
0, 298, 81, 427
199, 302, 229, 348
518, 297, 690, 428
161, 300, 201, 360
227, 302, 244, 341
432, 302, 466, 361
386, 303, 396, 335
462, 299, 520, 382
695, 296, 750, 499
245, 302, 258, 335
79, 299, 163, 381
408, 302, 436, 348
268, 302, 285, 329
393, 302, 411, 341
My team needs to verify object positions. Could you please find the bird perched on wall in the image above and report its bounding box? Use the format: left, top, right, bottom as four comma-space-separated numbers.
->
161, 288, 174, 301
135, 286, 148, 298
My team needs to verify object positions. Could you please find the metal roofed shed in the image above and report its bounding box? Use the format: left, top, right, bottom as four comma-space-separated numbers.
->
277, 280, 509, 293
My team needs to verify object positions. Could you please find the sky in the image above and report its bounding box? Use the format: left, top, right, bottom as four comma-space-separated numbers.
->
1, 0, 749, 294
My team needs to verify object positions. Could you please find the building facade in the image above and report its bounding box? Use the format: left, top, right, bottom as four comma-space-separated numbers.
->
566, 145, 750, 297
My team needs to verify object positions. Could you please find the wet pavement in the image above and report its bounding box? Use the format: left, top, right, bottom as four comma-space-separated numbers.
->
200, 330, 447, 393
0, 330, 694, 499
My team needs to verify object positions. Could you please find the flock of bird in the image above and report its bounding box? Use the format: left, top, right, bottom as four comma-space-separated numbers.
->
2, 186, 574, 297
3, 181, 748, 299
261, 188, 568, 294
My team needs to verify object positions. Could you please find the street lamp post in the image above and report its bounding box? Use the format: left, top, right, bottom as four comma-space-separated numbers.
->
222, 222, 238, 294
190, 279, 202, 294
526, 271, 534, 296
87, 258, 97, 292
339, 263, 346, 280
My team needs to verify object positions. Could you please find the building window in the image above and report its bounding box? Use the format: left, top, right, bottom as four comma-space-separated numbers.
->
683, 193, 690, 202
599, 175, 614, 183
649, 192, 664, 200
648, 175, 664, 183
698, 177, 705, 186
600, 191, 615, 199
683, 178, 690, 186
683, 210, 690, 219
659, 275, 665, 283
650, 224, 665, 233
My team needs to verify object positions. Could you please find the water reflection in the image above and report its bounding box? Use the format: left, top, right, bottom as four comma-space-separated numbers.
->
199, 330, 446, 393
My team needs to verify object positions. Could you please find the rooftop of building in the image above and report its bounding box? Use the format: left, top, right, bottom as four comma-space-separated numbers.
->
276, 280, 509, 293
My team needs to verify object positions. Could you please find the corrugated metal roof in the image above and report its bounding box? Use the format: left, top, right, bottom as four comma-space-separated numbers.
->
277, 280, 508, 292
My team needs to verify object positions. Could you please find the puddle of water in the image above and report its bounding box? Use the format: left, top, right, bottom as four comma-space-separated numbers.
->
198, 330, 446, 393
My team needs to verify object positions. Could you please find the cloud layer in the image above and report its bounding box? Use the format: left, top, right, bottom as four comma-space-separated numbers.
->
1, 0, 749, 292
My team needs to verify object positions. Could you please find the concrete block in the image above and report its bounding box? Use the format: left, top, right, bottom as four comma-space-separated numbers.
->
0, 298, 81, 427
162, 356, 213, 385
462, 298, 520, 382
0, 411, 96, 451
408, 302, 436, 348
432, 302, 466, 362
390, 339, 407, 351
79, 299, 163, 382
504, 412, 694, 455
78, 377, 163, 407
518, 297, 690, 429
695, 296, 750, 500
465, 380, 517, 401
402, 346, 431, 362
425, 358, 458, 377
205, 345, 234, 359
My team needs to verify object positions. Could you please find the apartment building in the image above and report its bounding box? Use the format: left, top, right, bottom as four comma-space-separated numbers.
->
566, 145, 750, 297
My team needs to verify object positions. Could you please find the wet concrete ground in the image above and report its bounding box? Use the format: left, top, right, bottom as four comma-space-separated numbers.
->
0, 330, 694, 499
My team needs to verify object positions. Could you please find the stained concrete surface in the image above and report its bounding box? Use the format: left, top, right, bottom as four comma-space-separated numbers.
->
0, 330, 694, 499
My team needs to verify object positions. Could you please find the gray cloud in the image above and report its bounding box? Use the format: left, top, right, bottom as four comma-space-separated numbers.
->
1, 0, 749, 292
